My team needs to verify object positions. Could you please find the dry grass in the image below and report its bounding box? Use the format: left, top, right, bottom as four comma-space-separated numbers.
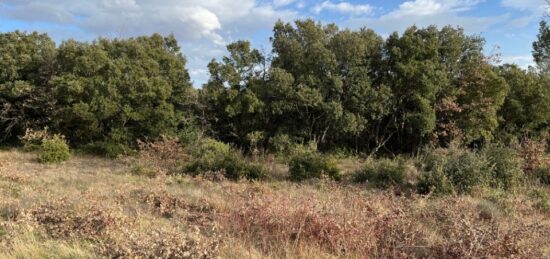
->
1, 148, 549, 258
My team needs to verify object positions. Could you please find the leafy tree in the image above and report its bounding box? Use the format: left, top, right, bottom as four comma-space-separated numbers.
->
50, 34, 195, 146
267, 20, 392, 151
455, 63, 508, 144
0, 31, 56, 144
382, 26, 448, 151
200, 40, 266, 146
498, 65, 550, 138
533, 21, 550, 72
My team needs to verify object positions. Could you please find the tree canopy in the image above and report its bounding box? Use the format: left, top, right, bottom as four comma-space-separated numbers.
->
1, 19, 549, 155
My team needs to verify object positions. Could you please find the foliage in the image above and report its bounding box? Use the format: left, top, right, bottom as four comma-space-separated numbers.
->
417, 147, 526, 194
529, 189, 550, 213
533, 21, 550, 72
183, 138, 267, 180
135, 135, 188, 175
288, 151, 340, 181
533, 166, 550, 186
354, 158, 412, 189
0, 31, 56, 144
482, 145, 524, 191
81, 141, 133, 158
417, 149, 491, 194
20, 128, 51, 152
51, 35, 196, 147
38, 135, 71, 164
498, 65, 550, 138
417, 167, 454, 195
269, 134, 296, 155
0, 19, 549, 161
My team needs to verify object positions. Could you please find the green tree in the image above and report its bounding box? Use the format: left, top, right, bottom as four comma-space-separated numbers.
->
533, 21, 550, 72
50, 34, 195, 146
382, 26, 448, 151
201, 40, 266, 146
0, 31, 56, 144
498, 65, 550, 139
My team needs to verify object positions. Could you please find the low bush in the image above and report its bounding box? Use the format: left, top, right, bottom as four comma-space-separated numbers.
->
130, 165, 160, 178
183, 138, 267, 180
514, 138, 548, 173
417, 147, 526, 195
529, 189, 550, 213
38, 135, 71, 164
483, 145, 524, 191
444, 150, 492, 194
135, 136, 188, 175
20, 128, 50, 152
417, 167, 454, 195
81, 141, 133, 158
269, 134, 296, 155
533, 166, 550, 186
354, 158, 412, 189
416, 149, 492, 194
288, 151, 340, 181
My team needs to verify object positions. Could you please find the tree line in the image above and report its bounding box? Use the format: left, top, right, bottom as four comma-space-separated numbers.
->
1, 19, 550, 156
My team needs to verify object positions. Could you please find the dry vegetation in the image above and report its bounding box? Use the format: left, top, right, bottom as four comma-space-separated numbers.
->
0, 149, 549, 258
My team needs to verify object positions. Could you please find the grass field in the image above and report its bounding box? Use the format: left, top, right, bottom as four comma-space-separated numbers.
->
1, 149, 549, 258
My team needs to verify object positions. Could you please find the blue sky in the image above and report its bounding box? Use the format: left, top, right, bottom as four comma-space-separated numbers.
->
0, 0, 547, 85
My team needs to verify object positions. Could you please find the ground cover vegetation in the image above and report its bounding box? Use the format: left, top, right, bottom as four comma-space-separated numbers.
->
1, 17, 550, 258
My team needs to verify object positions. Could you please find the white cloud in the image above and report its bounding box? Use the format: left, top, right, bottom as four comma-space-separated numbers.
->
313, 1, 374, 16
501, 55, 535, 68
501, 0, 545, 12
501, 0, 546, 28
345, 0, 505, 34
273, 0, 296, 7
387, 0, 483, 17
0, 0, 297, 85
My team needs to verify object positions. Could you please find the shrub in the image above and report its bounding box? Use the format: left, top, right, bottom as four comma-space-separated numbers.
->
178, 127, 204, 145
417, 168, 454, 195
269, 134, 295, 155
20, 128, 50, 152
416, 149, 493, 194
354, 158, 411, 189
444, 151, 491, 194
529, 189, 550, 213
135, 136, 188, 175
288, 152, 340, 181
81, 141, 133, 158
515, 138, 547, 173
130, 165, 160, 178
533, 166, 550, 186
483, 145, 524, 191
183, 138, 267, 180
38, 135, 71, 164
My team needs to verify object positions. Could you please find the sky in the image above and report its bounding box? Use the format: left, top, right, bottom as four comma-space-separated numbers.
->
0, 0, 547, 86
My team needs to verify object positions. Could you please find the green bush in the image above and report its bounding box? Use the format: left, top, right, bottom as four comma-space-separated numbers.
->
288, 152, 340, 181
354, 158, 411, 189
81, 141, 133, 158
416, 149, 493, 194
130, 165, 159, 178
38, 135, 71, 163
444, 151, 492, 194
20, 128, 50, 152
269, 134, 296, 155
183, 138, 267, 180
417, 147, 526, 195
417, 168, 454, 195
483, 145, 524, 190
529, 189, 550, 213
533, 166, 550, 186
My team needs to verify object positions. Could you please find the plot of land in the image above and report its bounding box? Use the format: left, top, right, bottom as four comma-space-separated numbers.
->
0, 149, 549, 258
